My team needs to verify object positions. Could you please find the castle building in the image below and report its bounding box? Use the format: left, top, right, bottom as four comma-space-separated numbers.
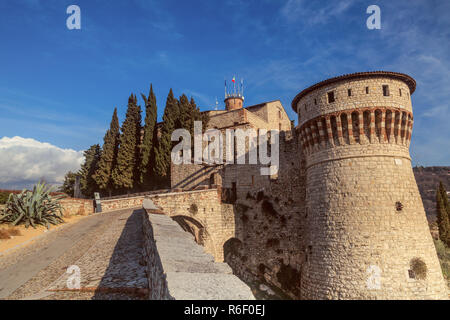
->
170, 72, 448, 299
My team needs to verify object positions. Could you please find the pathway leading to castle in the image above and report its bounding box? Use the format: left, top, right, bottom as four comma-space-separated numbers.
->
0, 208, 148, 300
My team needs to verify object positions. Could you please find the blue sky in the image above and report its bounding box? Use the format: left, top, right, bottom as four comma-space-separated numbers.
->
0, 0, 449, 187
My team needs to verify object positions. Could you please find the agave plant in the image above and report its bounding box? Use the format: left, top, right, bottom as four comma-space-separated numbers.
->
0, 182, 65, 229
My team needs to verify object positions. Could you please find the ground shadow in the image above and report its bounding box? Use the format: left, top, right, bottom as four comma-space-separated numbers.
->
92, 209, 148, 300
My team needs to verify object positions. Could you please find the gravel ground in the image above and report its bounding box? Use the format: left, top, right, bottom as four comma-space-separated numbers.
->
1, 208, 148, 300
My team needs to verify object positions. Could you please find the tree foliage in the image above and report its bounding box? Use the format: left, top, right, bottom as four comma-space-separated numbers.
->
139, 85, 158, 189
111, 95, 141, 191
79, 144, 101, 198
60, 171, 78, 197
93, 108, 120, 196
154, 89, 178, 184
436, 181, 450, 247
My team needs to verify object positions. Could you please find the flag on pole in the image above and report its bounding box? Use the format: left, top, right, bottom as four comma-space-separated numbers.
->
232, 76, 235, 83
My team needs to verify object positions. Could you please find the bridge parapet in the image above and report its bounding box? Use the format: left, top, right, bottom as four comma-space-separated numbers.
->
142, 208, 254, 300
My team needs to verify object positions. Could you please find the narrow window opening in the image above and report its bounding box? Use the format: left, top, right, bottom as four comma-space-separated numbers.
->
327, 91, 335, 103
348, 88, 352, 97
314, 99, 317, 105
399, 88, 402, 97
365, 86, 369, 94
383, 85, 390, 96
395, 201, 403, 211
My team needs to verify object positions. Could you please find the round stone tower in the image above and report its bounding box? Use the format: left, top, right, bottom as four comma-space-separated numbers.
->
224, 96, 244, 111
292, 71, 448, 299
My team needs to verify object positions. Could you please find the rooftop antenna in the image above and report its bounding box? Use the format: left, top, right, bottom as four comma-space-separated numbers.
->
224, 79, 227, 99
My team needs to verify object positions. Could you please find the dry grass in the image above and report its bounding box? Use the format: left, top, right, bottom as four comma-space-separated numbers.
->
0, 229, 10, 239
0, 226, 22, 240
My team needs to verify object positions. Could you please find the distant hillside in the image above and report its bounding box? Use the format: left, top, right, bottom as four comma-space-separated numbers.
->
414, 166, 450, 222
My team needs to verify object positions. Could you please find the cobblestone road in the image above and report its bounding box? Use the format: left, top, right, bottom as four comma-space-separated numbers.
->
0, 208, 148, 300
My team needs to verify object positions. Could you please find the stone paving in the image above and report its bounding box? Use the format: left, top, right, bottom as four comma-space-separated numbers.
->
38, 209, 148, 300
1, 208, 149, 300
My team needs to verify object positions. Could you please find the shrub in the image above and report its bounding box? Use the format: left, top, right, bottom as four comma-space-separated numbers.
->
0, 192, 10, 204
410, 258, 427, 280
188, 203, 198, 215
0, 182, 65, 229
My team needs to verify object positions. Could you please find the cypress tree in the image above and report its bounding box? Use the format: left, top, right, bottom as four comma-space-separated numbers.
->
93, 108, 120, 196
177, 94, 191, 130
112, 95, 140, 192
189, 97, 209, 133
436, 182, 450, 246
133, 95, 143, 190
154, 89, 178, 185
79, 144, 101, 198
139, 84, 158, 189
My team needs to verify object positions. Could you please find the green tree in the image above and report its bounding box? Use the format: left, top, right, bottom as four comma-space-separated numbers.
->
190, 96, 209, 133
139, 84, 158, 189
93, 108, 120, 197
133, 94, 143, 189
112, 95, 141, 192
60, 171, 78, 197
436, 182, 450, 246
79, 144, 101, 198
154, 89, 178, 185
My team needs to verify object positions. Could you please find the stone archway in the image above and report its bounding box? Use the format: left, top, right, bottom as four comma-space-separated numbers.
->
171, 215, 217, 259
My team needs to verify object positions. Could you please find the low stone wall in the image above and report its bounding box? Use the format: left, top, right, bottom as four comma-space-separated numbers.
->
60, 198, 94, 216
101, 196, 145, 212
142, 208, 254, 300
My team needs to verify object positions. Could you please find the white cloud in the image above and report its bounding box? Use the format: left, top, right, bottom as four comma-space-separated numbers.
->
0, 136, 84, 189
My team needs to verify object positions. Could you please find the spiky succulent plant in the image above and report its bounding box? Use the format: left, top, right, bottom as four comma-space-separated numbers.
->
0, 182, 65, 229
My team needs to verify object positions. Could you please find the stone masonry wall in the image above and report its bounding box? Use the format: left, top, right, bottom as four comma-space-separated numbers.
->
101, 196, 145, 212
60, 198, 94, 216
